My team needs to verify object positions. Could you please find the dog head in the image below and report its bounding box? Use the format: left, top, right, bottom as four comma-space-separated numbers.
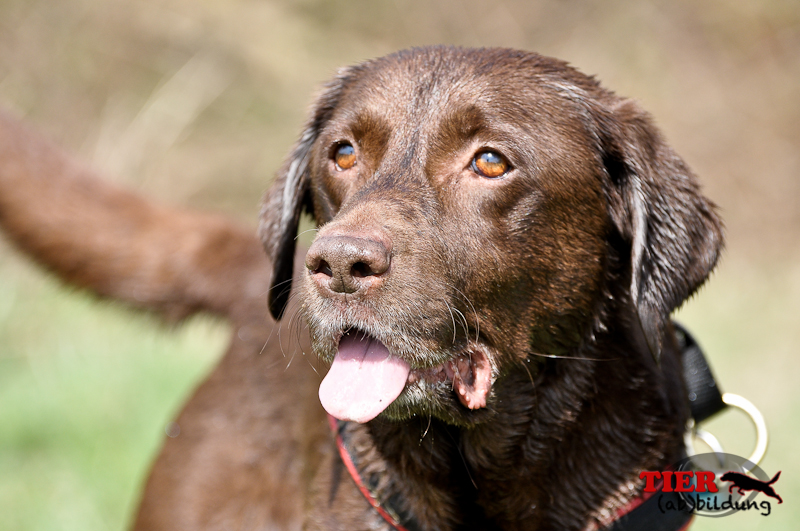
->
259, 47, 722, 425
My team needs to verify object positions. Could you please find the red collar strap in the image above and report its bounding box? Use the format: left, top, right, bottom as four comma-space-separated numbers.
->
329, 415, 693, 531
329, 415, 415, 531
599, 477, 694, 531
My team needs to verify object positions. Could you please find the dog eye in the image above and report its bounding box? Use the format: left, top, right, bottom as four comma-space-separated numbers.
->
471, 150, 510, 178
333, 143, 357, 171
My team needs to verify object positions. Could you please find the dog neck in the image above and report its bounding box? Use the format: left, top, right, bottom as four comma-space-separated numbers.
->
340, 327, 687, 531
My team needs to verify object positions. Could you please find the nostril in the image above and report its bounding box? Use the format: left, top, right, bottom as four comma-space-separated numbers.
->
306, 234, 392, 295
315, 260, 333, 277
350, 261, 375, 278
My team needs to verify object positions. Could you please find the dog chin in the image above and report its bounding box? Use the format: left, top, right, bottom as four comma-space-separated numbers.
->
380, 380, 497, 426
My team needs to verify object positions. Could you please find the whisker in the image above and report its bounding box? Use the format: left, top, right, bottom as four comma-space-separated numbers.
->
295, 227, 319, 240
451, 307, 470, 342
519, 357, 536, 387
444, 284, 479, 341
259, 336, 271, 356
445, 302, 457, 345
265, 275, 294, 296
305, 351, 320, 376
437, 280, 481, 345
527, 351, 617, 362
272, 287, 302, 359
419, 414, 433, 443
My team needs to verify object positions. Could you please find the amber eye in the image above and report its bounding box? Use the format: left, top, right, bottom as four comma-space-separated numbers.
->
471, 150, 510, 178
333, 143, 356, 171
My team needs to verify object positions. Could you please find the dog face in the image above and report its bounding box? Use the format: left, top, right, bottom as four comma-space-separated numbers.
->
260, 47, 722, 426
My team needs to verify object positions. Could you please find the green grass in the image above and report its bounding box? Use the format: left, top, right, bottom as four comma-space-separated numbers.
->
0, 253, 228, 531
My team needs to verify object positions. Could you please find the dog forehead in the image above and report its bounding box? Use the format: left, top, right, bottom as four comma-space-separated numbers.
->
335, 47, 590, 126
333, 59, 479, 129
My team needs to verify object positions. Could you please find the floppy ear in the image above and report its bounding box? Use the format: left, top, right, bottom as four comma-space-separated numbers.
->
259, 68, 357, 320
599, 99, 723, 363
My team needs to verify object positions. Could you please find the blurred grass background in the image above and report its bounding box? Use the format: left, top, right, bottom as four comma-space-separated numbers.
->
0, 0, 798, 529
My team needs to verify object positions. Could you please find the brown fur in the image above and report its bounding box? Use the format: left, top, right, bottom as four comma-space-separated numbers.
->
0, 47, 722, 530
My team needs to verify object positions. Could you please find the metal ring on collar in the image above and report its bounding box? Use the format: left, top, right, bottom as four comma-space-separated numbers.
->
721, 392, 768, 469
684, 392, 768, 470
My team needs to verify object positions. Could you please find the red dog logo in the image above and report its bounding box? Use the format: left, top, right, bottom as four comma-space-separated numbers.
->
720, 471, 783, 503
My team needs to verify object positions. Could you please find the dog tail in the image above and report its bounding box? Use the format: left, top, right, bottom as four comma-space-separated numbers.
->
767, 471, 781, 485
0, 110, 271, 322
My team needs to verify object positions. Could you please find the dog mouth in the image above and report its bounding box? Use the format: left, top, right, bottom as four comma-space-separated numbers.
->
318, 330, 493, 423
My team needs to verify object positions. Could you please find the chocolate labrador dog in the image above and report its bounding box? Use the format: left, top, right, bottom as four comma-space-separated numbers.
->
0, 47, 722, 530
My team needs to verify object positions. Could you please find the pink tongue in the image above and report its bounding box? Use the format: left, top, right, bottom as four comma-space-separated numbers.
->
319, 333, 411, 423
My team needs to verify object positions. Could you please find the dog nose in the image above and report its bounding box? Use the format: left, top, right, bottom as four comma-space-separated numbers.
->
306, 235, 391, 295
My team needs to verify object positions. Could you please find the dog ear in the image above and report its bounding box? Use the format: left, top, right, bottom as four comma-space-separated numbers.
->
259, 68, 357, 320
599, 99, 723, 364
